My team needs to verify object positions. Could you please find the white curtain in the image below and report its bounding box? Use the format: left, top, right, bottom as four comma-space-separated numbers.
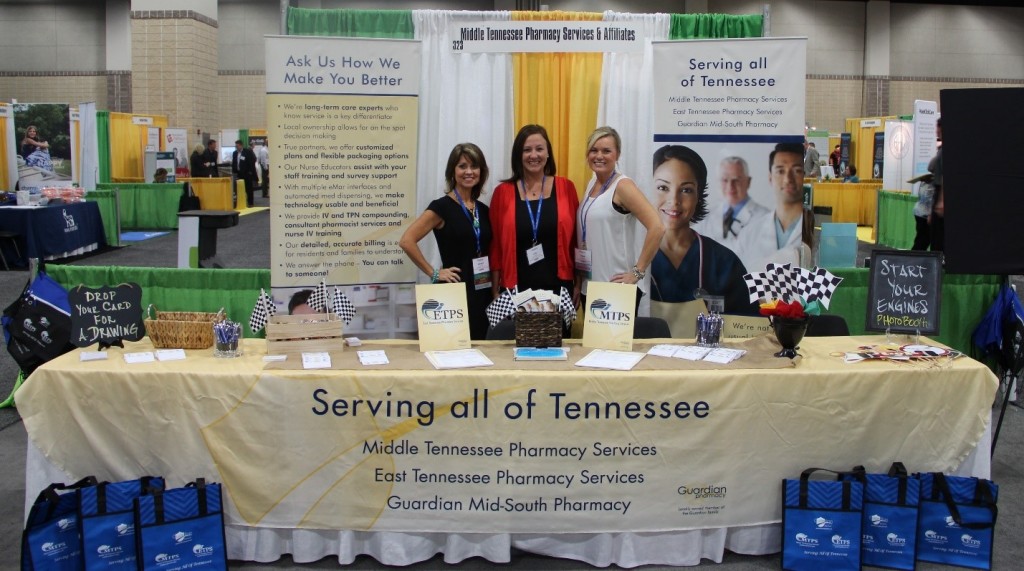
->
412, 10, 513, 277
78, 102, 98, 191
597, 12, 671, 316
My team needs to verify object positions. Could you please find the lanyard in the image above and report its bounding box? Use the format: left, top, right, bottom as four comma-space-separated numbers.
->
579, 172, 617, 246
521, 175, 546, 245
453, 190, 482, 255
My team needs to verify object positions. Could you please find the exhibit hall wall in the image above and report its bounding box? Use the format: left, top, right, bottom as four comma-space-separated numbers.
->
1, 0, 1022, 142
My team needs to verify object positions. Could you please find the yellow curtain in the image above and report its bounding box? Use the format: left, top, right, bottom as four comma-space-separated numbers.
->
109, 113, 170, 182
0, 103, 10, 190
512, 11, 603, 196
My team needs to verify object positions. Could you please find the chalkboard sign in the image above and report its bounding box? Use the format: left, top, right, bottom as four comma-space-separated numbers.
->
69, 283, 145, 348
866, 250, 942, 335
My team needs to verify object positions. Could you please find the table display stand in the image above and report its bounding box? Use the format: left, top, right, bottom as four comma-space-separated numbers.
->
176, 210, 239, 268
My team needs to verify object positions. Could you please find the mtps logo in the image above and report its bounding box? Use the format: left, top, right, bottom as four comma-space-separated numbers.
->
589, 298, 630, 322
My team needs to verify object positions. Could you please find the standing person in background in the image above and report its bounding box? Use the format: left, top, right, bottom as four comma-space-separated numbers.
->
911, 177, 934, 251
201, 140, 219, 178
189, 143, 206, 178
257, 142, 270, 197
829, 144, 842, 175
575, 126, 663, 308
928, 118, 944, 251
400, 143, 494, 340
804, 139, 821, 179
489, 124, 579, 302
232, 140, 258, 208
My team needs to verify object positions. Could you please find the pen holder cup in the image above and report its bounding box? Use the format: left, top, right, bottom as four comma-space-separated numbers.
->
695, 313, 723, 348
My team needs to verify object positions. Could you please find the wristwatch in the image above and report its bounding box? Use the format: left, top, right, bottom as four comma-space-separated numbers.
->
632, 265, 645, 280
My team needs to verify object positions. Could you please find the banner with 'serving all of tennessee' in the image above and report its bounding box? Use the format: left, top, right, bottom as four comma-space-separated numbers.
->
266, 36, 420, 297
650, 38, 807, 287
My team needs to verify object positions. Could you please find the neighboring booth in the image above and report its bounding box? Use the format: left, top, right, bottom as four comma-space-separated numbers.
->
811, 181, 881, 227
177, 209, 240, 268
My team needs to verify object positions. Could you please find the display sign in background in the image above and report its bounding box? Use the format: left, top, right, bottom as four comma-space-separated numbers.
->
266, 36, 420, 293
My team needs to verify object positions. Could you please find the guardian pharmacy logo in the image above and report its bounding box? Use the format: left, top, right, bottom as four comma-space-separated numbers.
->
831, 534, 852, 549
589, 298, 631, 323
886, 532, 908, 547
794, 533, 818, 548
116, 522, 133, 536
420, 299, 463, 322
869, 513, 888, 528
173, 530, 193, 544
193, 543, 215, 557
924, 530, 949, 544
814, 516, 833, 530
944, 515, 961, 528
961, 534, 982, 549
56, 517, 75, 531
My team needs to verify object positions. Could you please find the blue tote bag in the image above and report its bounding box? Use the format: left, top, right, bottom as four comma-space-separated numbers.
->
782, 467, 864, 571
22, 476, 98, 571
79, 476, 164, 571
916, 472, 997, 570
852, 463, 920, 570
133, 479, 227, 571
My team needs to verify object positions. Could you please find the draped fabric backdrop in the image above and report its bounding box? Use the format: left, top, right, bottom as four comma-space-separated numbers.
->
284, 7, 763, 281
511, 10, 604, 193
96, 111, 111, 184
412, 10, 512, 271
107, 112, 168, 182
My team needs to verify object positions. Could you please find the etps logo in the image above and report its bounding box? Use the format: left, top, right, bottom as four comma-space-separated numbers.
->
588, 298, 630, 322
420, 299, 463, 321
193, 543, 215, 556
814, 516, 833, 530
886, 532, 908, 547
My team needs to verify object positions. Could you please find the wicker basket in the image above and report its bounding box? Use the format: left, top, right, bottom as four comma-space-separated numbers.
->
145, 305, 225, 349
514, 311, 562, 348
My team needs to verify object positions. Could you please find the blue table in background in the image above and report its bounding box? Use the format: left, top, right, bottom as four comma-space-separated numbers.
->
0, 201, 107, 267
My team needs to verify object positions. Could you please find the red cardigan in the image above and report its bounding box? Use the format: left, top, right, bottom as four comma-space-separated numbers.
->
489, 176, 579, 290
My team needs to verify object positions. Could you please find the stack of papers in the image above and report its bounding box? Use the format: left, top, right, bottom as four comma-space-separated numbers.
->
646, 344, 746, 364
575, 349, 646, 371
514, 347, 569, 361
424, 349, 494, 369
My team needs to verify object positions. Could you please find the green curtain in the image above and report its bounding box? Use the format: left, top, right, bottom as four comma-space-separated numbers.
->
827, 269, 1001, 355
669, 13, 763, 39
97, 111, 111, 184
96, 183, 181, 230
286, 7, 414, 38
877, 191, 917, 250
84, 189, 120, 247
47, 266, 272, 338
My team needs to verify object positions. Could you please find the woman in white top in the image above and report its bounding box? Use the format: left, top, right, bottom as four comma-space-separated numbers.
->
575, 126, 664, 305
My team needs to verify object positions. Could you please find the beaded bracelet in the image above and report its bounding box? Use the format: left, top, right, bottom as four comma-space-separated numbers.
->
431, 268, 440, 283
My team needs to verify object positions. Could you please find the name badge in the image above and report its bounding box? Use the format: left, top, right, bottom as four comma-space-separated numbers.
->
526, 243, 545, 265
574, 247, 593, 278
472, 256, 492, 290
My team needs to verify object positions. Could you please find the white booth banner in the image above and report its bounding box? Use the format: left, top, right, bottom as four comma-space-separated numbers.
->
912, 99, 938, 178
449, 21, 644, 53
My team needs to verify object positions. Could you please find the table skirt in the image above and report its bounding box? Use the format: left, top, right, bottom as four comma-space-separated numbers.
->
26, 418, 989, 567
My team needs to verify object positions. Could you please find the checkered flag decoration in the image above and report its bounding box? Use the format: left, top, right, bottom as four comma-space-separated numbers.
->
743, 271, 781, 304
799, 267, 843, 309
308, 279, 329, 312
486, 287, 518, 329
332, 287, 356, 325
248, 288, 276, 333
558, 287, 576, 327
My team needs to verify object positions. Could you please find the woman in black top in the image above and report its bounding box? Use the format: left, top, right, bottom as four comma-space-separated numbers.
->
400, 143, 494, 339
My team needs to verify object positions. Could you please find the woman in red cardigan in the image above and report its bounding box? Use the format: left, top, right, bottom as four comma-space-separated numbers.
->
489, 124, 579, 299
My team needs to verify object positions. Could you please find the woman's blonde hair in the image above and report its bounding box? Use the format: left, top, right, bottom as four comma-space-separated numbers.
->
193, 143, 205, 154
586, 126, 621, 155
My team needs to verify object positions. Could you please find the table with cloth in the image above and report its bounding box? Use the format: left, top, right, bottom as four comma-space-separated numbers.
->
20, 336, 995, 567
812, 181, 881, 227
0, 201, 106, 266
